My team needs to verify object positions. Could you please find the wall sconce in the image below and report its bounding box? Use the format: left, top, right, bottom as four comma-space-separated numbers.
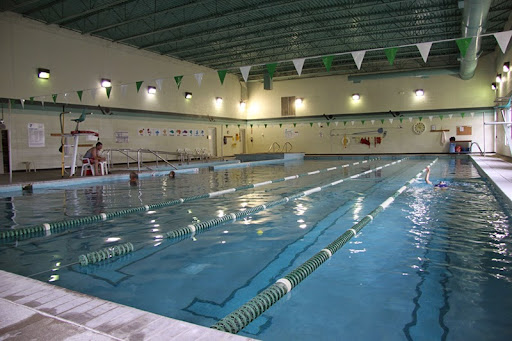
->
185, 92, 192, 99
503, 62, 510, 73
37, 68, 50, 79
147, 86, 156, 94
491, 82, 497, 90
101, 79, 111, 88
415, 89, 424, 97
240, 101, 246, 110
496, 74, 502, 83
216, 97, 223, 104
352, 93, 360, 101
295, 98, 303, 106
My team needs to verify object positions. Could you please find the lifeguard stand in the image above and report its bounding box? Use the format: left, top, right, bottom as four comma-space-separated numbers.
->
51, 110, 98, 177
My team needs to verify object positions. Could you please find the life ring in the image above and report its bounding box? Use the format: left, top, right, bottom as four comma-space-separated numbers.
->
412, 122, 426, 135
71, 130, 99, 137
342, 134, 350, 148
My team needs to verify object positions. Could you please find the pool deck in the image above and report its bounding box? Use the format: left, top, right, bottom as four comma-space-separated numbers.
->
0, 154, 511, 340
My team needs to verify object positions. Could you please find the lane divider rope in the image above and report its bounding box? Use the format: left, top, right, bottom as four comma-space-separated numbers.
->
1, 158, 380, 240
210, 158, 437, 334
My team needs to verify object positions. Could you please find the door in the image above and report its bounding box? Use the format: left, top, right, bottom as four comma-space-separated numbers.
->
208, 127, 217, 157
240, 128, 246, 154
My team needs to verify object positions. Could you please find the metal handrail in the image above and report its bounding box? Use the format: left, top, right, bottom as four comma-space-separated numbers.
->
470, 142, 484, 156
283, 142, 292, 152
268, 142, 281, 152
105, 148, 180, 171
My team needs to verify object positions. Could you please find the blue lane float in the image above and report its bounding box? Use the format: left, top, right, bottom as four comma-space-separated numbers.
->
1, 158, 379, 240
211, 158, 438, 334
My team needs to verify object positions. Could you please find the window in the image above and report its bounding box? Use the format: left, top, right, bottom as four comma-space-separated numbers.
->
281, 96, 296, 117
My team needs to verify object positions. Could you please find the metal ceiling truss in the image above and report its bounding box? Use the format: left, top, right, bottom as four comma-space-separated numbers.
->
1, 0, 511, 81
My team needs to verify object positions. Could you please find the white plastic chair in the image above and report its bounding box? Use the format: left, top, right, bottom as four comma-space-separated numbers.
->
81, 158, 95, 176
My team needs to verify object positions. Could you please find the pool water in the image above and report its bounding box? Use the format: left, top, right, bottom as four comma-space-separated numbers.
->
0, 157, 511, 340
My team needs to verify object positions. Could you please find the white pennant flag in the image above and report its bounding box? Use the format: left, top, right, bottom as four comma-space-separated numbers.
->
335, 121, 339, 126
156, 78, 164, 91
293, 58, 306, 76
121, 84, 128, 97
449, 114, 453, 119
408, 117, 413, 122
194, 73, 204, 87
20, 99, 25, 108
317, 122, 322, 127
470, 112, 475, 117
494, 31, 512, 53
351, 121, 355, 126
240, 66, 251, 82
351, 50, 366, 70
389, 118, 393, 124
428, 116, 433, 121
416, 42, 432, 63
41, 96, 46, 107
371, 120, 375, 125
90, 88, 97, 101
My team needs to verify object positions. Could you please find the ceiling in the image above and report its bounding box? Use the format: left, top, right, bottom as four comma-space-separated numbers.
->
2, 0, 512, 81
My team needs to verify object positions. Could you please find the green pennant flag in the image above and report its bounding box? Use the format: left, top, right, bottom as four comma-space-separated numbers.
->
237, 124, 240, 128
29, 97, 34, 102
344, 121, 347, 126
218, 70, 228, 85
385, 47, 398, 65
264, 124, 267, 128
461, 112, 465, 118
456, 38, 472, 58
381, 119, 385, 124
9, 99, 15, 106
226, 124, 228, 128
174, 76, 183, 89
250, 124, 253, 128
52, 94, 57, 103
266, 63, 278, 79
293, 123, 297, 127
439, 115, 444, 120
106, 87, 112, 99
76, 91, 83, 102
322, 55, 334, 72
310, 122, 313, 127
400, 118, 403, 123
327, 122, 330, 127
361, 120, 365, 125
136, 81, 143, 93
419, 117, 423, 121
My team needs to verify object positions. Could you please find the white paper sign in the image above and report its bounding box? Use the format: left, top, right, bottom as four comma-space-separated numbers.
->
28, 123, 45, 147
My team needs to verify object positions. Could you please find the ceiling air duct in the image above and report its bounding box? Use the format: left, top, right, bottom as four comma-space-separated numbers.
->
459, 0, 492, 80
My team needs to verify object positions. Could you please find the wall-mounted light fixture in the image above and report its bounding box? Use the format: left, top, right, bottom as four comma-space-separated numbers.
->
216, 97, 223, 104
295, 98, 303, 106
491, 82, 497, 90
415, 89, 424, 97
352, 93, 360, 101
185, 92, 192, 99
240, 101, 246, 110
147, 86, 156, 94
101, 79, 111, 88
496, 74, 502, 83
503, 62, 510, 73
38, 68, 50, 79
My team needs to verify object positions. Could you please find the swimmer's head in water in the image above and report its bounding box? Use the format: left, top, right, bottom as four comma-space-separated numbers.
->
435, 181, 448, 188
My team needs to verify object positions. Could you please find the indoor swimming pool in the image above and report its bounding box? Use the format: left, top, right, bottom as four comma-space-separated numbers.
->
0, 156, 511, 340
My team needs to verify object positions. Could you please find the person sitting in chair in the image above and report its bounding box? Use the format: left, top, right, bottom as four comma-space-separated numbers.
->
84, 142, 106, 176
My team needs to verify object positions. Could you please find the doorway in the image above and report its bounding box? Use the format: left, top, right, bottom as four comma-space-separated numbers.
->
208, 127, 217, 157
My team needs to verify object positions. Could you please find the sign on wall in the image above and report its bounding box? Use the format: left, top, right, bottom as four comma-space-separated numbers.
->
115, 131, 129, 143
28, 123, 45, 147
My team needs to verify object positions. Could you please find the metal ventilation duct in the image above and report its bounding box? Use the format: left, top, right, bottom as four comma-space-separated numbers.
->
459, 0, 492, 80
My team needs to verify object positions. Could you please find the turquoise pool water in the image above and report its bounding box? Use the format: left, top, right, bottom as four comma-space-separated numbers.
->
0, 157, 511, 340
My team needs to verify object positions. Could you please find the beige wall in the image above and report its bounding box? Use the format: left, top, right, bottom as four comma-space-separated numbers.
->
0, 13, 243, 119
1, 12, 509, 171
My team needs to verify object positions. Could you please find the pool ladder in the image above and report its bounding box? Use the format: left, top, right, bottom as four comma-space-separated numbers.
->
470, 142, 484, 156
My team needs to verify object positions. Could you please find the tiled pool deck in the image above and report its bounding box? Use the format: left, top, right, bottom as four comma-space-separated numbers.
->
0, 155, 511, 340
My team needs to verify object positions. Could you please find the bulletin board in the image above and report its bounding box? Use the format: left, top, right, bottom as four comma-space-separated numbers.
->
456, 126, 472, 135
